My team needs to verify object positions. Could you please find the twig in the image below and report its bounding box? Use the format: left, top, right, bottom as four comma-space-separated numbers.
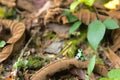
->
19, 31, 37, 59
11, 29, 39, 79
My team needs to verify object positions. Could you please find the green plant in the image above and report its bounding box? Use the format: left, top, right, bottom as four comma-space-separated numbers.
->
0, 7, 5, 18
69, 20, 82, 34
13, 59, 24, 68
87, 19, 119, 50
62, 9, 82, 34
0, 7, 16, 18
99, 69, 120, 80
13, 55, 44, 70
70, 0, 95, 13
63, 9, 119, 50
0, 40, 6, 48
85, 55, 96, 80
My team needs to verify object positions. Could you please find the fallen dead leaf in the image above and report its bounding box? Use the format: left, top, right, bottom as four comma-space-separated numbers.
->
30, 58, 108, 80
102, 47, 120, 68
17, 0, 36, 12
46, 23, 70, 38
0, 19, 25, 63
111, 29, 120, 51
44, 40, 64, 54
30, 59, 88, 80
0, 0, 16, 7
94, 64, 108, 77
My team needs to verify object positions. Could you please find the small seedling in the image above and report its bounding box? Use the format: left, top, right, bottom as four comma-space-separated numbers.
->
13, 59, 23, 69
85, 55, 96, 80
0, 40, 6, 48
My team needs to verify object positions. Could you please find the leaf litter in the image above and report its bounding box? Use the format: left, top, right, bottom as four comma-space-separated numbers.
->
0, 0, 120, 80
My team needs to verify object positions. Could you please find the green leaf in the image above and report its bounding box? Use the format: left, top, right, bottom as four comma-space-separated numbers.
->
99, 78, 111, 80
83, 0, 95, 6
108, 69, 120, 79
87, 20, 106, 50
85, 75, 89, 80
13, 59, 23, 68
62, 9, 78, 22
69, 20, 82, 34
87, 55, 96, 75
0, 40, 6, 48
103, 18, 119, 29
0, 7, 5, 18
70, 1, 80, 13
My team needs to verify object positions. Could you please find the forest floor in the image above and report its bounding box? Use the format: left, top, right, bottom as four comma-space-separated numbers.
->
0, 0, 120, 80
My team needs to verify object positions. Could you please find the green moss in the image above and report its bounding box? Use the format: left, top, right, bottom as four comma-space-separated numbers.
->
27, 55, 43, 69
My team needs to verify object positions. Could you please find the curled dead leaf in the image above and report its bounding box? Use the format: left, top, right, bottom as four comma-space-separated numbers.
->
43, 8, 109, 25
31, 59, 88, 80
0, 19, 25, 63
74, 9, 109, 25
42, 2, 120, 26
31, 58, 108, 80
44, 7, 68, 25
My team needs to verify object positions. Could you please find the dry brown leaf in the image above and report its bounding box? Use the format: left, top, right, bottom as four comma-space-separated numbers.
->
0, 19, 25, 63
30, 0, 52, 19
94, 64, 108, 77
111, 29, 120, 51
0, 0, 16, 7
30, 0, 47, 9
31, 58, 108, 80
30, 59, 88, 80
74, 9, 109, 25
102, 47, 120, 68
46, 23, 70, 38
32, 0, 74, 24
43, 7, 68, 25
70, 68, 86, 79
36, 0, 120, 26
52, 0, 75, 7
108, 11, 120, 21
43, 8, 109, 25
17, 0, 36, 12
